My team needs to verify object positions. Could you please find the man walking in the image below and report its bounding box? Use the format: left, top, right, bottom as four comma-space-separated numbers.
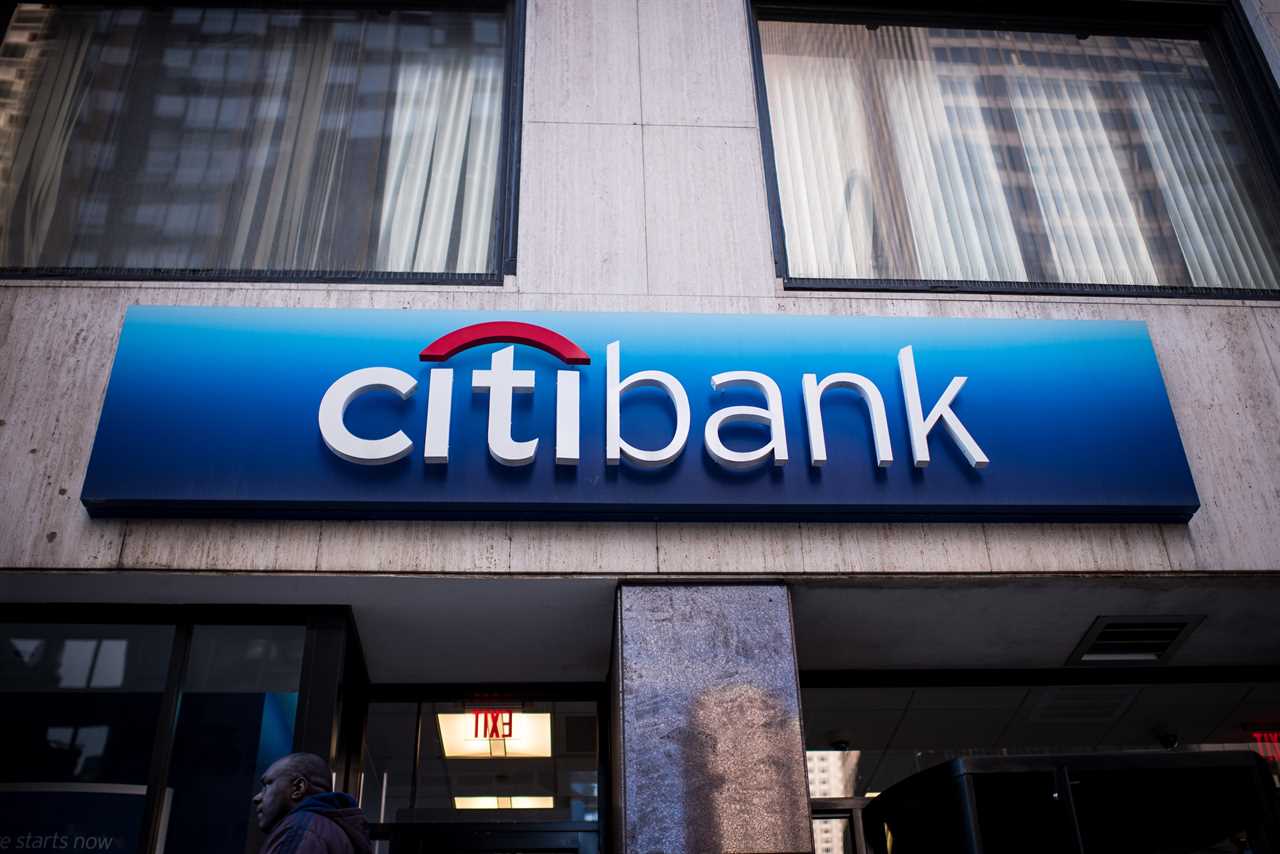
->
253, 752, 372, 854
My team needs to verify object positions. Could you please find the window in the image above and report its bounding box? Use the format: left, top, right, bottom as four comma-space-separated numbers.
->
0, 4, 519, 282
0, 609, 353, 854
800, 675, 1280, 852
752, 3, 1280, 297
359, 693, 603, 854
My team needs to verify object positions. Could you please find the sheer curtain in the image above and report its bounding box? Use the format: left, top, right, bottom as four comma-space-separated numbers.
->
0, 6, 506, 275
759, 21, 1280, 289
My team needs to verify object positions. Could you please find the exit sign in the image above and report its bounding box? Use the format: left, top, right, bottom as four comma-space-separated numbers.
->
474, 710, 513, 739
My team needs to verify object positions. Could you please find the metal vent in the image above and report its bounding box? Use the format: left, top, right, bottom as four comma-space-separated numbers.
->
1031, 686, 1139, 725
1067, 615, 1203, 666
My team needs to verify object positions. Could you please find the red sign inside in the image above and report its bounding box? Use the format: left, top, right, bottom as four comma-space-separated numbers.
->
473, 710, 513, 739
1252, 731, 1280, 762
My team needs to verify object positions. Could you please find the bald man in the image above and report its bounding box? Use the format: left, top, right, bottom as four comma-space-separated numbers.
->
252, 752, 371, 854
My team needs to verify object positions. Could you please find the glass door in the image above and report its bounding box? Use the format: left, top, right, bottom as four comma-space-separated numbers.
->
356, 689, 604, 854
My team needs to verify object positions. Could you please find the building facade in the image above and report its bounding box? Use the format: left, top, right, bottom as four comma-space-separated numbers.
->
2, 1, 1280, 852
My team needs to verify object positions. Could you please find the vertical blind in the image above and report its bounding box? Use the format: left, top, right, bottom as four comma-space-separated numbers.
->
0, 6, 506, 275
760, 22, 1280, 290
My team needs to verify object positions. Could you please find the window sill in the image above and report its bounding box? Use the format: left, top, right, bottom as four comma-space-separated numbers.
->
782, 276, 1280, 302
0, 267, 506, 288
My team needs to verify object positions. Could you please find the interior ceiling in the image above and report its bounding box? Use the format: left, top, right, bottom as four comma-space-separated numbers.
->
790, 576, 1280, 670
2, 571, 1277, 684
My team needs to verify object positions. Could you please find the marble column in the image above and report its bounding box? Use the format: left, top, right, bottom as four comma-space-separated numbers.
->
612, 584, 812, 854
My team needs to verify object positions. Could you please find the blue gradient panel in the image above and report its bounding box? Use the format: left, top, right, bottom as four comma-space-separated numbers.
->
81, 307, 1198, 522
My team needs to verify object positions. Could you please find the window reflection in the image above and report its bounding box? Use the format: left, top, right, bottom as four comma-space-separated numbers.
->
0, 5, 506, 275
804, 681, 1280, 852
760, 23, 1280, 290
0, 624, 172, 786
165, 625, 305, 854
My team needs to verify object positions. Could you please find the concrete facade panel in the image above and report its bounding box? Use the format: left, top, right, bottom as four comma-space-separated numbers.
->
120, 518, 321, 572
801, 523, 993, 574
516, 121, 648, 294
656, 522, 805, 574
0, 287, 126, 568
642, 125, 777, 297
981, 523, 1174, 575
509, 521, 659, 574
317, 520, 510, 574
637, 0, 758, 127
524, 0, 642, 125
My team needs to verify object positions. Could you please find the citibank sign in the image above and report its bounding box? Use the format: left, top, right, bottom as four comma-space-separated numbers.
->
319, 321, 986, 472
82, 307, 1198, 522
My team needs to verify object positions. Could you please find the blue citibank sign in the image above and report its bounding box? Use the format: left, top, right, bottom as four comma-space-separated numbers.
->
81, 307, 1199, 523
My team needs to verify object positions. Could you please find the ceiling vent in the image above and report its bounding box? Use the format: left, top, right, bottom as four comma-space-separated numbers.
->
1066, 615, 1203, 666
1030, 686, 1139, 725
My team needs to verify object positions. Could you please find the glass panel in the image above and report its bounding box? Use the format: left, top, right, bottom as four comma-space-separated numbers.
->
805, 681, 1280, 852
0, 623, 174, 849
165, 625, 304, 854
362, 699, 599, 827
807, 749, 858, 798
363, 702, 417, 831
760, 23, 1280, 290
813, 818, 853, 854
0, 5, 506, 275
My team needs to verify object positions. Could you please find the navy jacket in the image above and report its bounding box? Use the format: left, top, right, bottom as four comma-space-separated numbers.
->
261, 792, 373, 854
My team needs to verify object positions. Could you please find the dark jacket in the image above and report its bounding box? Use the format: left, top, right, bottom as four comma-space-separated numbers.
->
261, 792, 373, 854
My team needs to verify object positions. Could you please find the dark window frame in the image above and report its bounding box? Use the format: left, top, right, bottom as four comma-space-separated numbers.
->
0, 603, 362, 854
0, 0, 527, 286
748, 0, 1280, 301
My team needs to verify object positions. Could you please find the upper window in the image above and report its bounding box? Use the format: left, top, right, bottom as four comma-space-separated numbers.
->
755, 11, 1280, 295
0, 5, 513, 281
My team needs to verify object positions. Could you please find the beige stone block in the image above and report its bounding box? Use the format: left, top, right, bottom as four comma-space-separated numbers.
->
1145, 305, 1280, 572
318, 520, 509, 573
657, 522, 805, 573
0, 287, 127, 568
643, 125, 776, 297
524, 0, 641, 124
638, 0, 757, 126
119, 519, 321, 572
801, 523, 991, 574
509, 521, 657, 573
517, 122, 647, 294
982, 524, 1171, 574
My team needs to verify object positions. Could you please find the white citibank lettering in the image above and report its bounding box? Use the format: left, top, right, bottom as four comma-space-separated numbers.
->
317, 340, 988, 470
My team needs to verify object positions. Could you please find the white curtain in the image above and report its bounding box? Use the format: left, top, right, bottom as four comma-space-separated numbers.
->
1007, 75, 1158, 286
1127, 52, 1280, 289
759, 22, 1280, 289
378, 42, 503, 273
880, 27, 1026, 281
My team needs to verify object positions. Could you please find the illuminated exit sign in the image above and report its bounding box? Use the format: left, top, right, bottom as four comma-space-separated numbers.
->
474, 710, 513, 740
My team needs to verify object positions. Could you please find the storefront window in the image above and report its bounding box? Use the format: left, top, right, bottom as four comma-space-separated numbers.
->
0, 623, 174, 849
803, 680, 1280, 852
164, 625, 305, 854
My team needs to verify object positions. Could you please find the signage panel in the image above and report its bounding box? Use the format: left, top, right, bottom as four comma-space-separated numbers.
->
81, 307, 1198, 522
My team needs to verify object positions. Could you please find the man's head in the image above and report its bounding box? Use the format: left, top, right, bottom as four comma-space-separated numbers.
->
252, 752, 333, 831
